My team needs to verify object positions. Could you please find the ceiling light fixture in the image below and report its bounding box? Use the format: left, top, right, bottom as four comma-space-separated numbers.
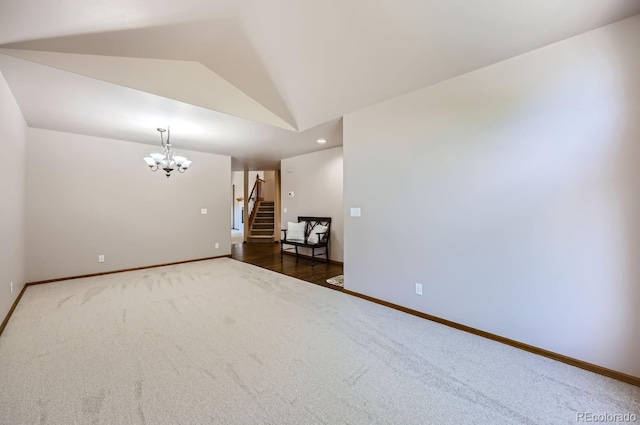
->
143, 127, 192, 178
316, 138, 327, 144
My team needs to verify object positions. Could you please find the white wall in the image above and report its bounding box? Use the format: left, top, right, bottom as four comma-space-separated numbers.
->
0, 70, 27, 322
343, 15, 640, 377
281, 147, 343, 262
26, 128, 231, 282
263, 170, 276, 202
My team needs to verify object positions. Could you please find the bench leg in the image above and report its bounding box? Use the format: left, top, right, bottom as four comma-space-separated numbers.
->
295, 246, 299, 262
311, 247, 315, 266
280, 242, 283, 261
326, 241, 330, 263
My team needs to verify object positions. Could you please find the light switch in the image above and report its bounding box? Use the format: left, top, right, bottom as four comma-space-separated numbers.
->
350, 208, 361, 217
201, 208, 208, 215
283, 208, 288, 213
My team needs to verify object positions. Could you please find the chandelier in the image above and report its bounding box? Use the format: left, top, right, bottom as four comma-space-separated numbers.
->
143, 127, 192, 178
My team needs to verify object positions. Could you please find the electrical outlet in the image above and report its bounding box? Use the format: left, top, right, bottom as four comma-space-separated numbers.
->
283, 208, 288, 213
415, 283, 423, 296
98, 255, 105, 263
201, 208, 208, 215
10, 281, 13, 294
215, 242, 219, 249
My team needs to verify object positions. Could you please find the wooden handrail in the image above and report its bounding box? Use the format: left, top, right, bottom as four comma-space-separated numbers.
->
248, 176, 265, 203
247, 174, 265, 231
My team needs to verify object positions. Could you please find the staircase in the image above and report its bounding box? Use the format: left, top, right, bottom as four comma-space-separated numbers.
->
248, 201, 275, 243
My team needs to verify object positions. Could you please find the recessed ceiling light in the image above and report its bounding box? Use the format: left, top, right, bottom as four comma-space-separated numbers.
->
316, 138, 327, 144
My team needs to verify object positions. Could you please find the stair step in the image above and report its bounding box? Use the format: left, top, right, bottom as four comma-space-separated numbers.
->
251, 229, 273, 236
251, 200, 274, 237
253, 224, 274, 229
248, 236, 274, 244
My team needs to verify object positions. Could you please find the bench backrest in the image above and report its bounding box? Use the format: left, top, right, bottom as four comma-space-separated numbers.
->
298, 216, 331, 243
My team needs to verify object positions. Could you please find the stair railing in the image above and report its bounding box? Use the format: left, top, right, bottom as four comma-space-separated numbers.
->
247, 174, 265, 231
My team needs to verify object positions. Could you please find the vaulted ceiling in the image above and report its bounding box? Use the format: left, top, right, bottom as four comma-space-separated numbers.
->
1, 0, 639, 169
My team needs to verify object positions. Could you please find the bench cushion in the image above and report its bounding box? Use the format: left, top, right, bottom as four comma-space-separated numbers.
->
287, 221, 306, 241
307, 224, 329, 244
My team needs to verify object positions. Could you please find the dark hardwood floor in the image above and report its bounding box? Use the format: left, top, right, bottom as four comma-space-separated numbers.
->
231, 242, 344, 290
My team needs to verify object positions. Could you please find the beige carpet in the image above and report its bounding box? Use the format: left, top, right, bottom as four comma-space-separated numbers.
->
0, 258, 638, 424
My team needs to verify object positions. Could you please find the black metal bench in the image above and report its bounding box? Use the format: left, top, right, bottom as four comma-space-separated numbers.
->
281, 216, 331, 265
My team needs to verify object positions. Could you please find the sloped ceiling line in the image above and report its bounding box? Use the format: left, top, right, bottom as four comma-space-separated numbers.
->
0, 44, 298, 131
